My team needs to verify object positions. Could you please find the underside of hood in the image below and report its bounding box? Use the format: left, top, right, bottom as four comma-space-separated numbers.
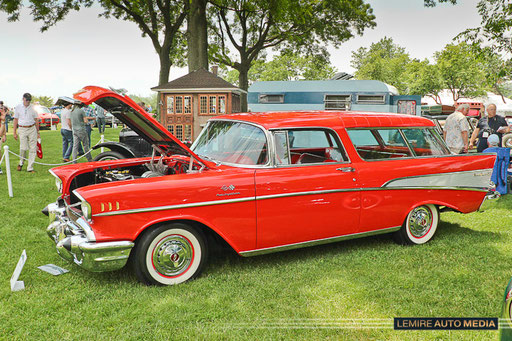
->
73, 86, 204, 164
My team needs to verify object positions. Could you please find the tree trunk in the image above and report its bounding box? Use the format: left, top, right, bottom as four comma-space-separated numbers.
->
187, 0, 208, 72
158, 51, 171, 85
238, 64, 250, 112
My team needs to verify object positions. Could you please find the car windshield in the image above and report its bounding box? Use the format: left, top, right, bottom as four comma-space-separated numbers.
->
192, 121, 268, 166
34, 105, 51, 114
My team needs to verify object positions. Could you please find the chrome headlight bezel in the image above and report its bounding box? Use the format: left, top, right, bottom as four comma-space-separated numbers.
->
49, 169, 63, 193
73, 190, 92, 221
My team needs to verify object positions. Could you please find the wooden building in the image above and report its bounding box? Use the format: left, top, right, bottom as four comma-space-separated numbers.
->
152, 68, 244, 141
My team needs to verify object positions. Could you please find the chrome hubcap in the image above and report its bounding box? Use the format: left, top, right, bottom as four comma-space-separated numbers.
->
152, 235, 193, 277
408, 206, 432, 238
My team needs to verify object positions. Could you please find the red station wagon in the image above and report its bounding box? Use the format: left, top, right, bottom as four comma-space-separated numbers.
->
44, 86, 498, 285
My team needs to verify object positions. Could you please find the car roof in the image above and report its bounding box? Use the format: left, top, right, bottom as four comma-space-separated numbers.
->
213, 111, 435, 130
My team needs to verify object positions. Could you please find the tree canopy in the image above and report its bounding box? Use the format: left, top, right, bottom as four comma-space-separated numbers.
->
350, 37, 411, 94
222, 51, 337, 85
208, 0, 376, 110
0, 0, 188, 85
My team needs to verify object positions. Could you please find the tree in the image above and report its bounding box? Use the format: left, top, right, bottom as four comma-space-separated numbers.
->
434, 42, 486, 101
478, 47, 512, 103
405, 59, 444, 103
350, 37, 411, 94
0, 0, 188, 85
425, 0, 511, 57
208, 0, 376, 111
222, 51, 337, 85
32, 95, 54, 107
187, 0, 209, 72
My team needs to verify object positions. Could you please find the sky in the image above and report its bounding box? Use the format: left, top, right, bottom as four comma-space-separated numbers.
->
0, 0, 481, 107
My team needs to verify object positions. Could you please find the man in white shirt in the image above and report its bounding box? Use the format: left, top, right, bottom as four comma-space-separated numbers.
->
443, 103, 470, 154
13, 93, 40, 172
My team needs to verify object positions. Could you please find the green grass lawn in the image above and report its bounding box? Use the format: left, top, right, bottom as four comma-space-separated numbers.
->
1, 125, 511, 340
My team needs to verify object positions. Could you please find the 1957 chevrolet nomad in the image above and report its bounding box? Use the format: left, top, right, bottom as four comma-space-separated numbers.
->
43, 86, 498, 285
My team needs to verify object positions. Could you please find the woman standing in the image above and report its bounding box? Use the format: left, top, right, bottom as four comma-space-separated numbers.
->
60, 103, 73, 162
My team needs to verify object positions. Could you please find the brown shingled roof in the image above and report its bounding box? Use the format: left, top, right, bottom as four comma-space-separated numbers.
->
151, 68, 240, 91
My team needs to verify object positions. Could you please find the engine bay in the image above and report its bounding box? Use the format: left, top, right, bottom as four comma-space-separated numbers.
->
68, 156, 201, 204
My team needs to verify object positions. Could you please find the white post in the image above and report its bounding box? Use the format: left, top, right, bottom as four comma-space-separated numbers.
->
4, 146, 13, 198
100, 134, 104, 153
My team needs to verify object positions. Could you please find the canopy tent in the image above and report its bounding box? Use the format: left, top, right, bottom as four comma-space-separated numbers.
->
422, 90, 512, 116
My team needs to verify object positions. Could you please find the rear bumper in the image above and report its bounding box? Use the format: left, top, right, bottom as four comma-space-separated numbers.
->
478, 191, 501, 212
45, 201, 133, 272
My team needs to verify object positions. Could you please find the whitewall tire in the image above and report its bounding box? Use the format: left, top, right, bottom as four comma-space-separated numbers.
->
394, 204, 439, 245
134, 223, 208, 285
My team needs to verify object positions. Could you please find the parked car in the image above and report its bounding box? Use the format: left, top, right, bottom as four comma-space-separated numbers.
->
92, 127, 154, 161
43, 86, 498, 286
93, 126, 190, 161
34, 104, 60, 129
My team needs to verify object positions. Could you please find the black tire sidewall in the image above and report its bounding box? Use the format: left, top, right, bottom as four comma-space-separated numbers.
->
93, 151, 126, 161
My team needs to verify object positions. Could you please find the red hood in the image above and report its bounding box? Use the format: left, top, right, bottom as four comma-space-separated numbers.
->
73, 86, 206, 165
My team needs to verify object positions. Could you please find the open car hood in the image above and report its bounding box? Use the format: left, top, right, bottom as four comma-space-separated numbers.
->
73, 86, 206, 165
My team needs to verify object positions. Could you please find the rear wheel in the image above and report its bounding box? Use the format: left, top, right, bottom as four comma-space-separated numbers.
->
133, 223, 208, 285
394, 204, 439, 245
93, 151, 126, 161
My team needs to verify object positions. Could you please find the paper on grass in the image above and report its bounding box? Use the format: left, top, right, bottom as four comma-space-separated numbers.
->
38, 264, 69, 276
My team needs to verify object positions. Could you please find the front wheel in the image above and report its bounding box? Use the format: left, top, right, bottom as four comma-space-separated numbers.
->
133, 223, 208, 285
393, 204, 439, 245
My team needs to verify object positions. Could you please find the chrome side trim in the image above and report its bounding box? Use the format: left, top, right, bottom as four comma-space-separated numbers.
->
240, 226, 401, 257
382, 169, 493, 190
94, 185, 488, 217
93, 196, 256, 217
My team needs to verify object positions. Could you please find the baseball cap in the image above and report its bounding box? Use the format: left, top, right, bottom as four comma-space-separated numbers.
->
488, 134, 500, 146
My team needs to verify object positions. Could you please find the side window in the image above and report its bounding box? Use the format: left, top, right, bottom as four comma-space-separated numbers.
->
348, 129, 412, 160
274, 129, 347, 165
402, 128, 450, 156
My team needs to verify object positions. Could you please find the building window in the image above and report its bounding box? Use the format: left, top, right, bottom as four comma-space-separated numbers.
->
200, 96, 208, 114
259, 94, 284, 103
175, 125, 183, 140
184, 96, 192, 113
175, 96, 183, 114
209, 96, 217, 114
167, 125, 174, 135
167, 96, 174, 114
219, 96, 226, 114
324, 95, 351, 110
356, 94, 385, 104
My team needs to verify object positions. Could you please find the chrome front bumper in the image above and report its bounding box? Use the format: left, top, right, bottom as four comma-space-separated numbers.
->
478, 191, 501, 212
44, 201, 134, 272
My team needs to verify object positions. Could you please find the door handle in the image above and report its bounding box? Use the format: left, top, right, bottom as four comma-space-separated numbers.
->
336, 167, 355, 173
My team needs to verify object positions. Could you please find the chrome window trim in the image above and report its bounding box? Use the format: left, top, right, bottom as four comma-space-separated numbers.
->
240, 226, 401, 257
346, 127, 482, 162
269, 126, 351, 167
191, 119, 273, 169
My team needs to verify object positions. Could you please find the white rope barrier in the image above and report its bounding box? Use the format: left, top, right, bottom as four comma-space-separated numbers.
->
7, 136, 106, 167
2, 134, 116, 198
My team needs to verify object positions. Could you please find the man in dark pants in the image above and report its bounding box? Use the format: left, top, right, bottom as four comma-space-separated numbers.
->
469, 104, 510, 152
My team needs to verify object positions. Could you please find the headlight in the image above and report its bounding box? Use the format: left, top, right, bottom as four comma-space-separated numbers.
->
73, 190, 92, 221
81, 201, 92, 220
